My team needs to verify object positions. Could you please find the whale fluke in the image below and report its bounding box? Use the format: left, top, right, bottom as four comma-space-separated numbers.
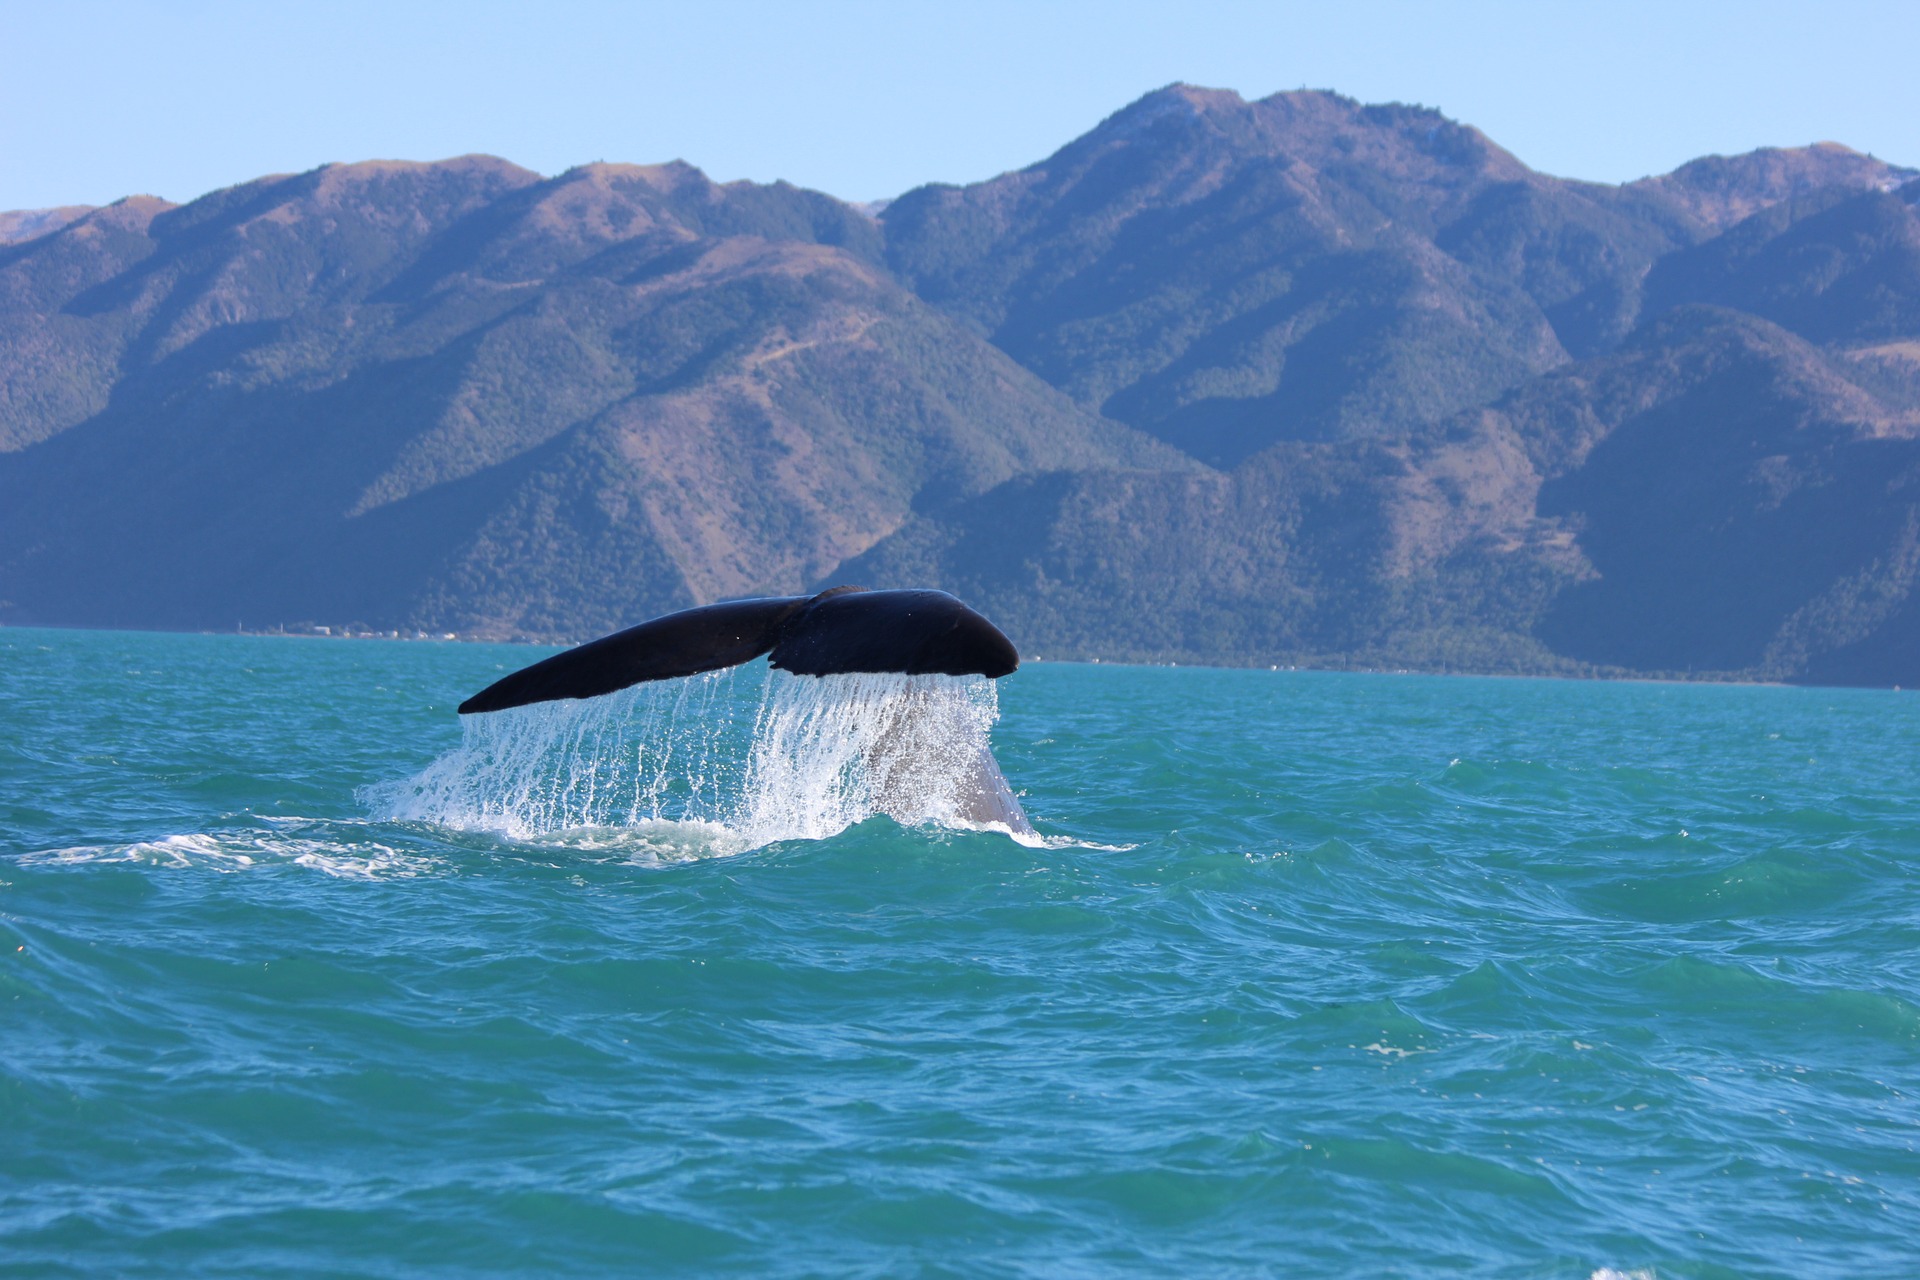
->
458, 588, 1019, 715
457, 597, 810, 714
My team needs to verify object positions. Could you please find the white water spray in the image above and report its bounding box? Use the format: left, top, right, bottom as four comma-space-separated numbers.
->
369, 666, 1034, 851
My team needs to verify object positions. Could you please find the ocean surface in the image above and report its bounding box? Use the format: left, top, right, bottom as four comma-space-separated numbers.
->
3, 626, 1918, 1279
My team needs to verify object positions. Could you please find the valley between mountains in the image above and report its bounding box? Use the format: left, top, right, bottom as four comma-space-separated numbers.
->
4, 85, 1918, 683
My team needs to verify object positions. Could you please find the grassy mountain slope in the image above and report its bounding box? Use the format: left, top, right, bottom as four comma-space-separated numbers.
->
0, 206, 96, 246
2, 88, 1918, 685
1643, 181, 1920, 343
838, 306, 1920, 684
881, 87, 1566, 463
879, 87, 1914, 465
0, 159, 1175, 638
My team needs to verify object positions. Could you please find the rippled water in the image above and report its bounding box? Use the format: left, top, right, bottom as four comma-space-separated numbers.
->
3, 627, 1918, 1277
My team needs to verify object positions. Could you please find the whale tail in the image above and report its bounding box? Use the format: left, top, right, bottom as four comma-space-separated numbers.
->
457, 596, 809, 714
458, 588, 1019, 715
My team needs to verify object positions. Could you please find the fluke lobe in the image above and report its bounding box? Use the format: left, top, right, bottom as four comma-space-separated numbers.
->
458, 587, 1019, 715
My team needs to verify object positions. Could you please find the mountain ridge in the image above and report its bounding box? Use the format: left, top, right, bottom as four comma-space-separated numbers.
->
2, 85, 1918, 685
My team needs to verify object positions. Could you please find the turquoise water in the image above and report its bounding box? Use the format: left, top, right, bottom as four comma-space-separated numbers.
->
3, 627, 1918, 1278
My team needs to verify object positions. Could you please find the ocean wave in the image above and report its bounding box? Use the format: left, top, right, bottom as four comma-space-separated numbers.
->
19, 826, 439, 880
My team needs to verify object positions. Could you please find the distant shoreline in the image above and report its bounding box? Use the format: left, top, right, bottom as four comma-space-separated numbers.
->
4, 620, 1887, 692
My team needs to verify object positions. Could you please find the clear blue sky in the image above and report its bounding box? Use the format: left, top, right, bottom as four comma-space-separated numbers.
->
3, 0, 1916, 212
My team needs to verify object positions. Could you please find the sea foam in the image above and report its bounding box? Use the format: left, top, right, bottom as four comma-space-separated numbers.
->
366, 667, 1033, 851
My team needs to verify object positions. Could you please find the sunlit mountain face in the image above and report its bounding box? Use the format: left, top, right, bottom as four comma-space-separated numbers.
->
3, 86, 1917, 684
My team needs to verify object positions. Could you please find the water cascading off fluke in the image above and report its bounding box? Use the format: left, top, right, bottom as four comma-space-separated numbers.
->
371, 667, 1033, 851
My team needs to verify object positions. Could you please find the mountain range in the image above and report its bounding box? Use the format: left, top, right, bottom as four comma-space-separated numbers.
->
3, 85, 1918, 684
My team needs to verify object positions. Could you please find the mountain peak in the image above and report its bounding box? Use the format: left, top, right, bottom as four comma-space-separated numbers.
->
1135, 81, 1249, 115
1074, 82, 1251, 148
9, 86, 1920, 683
560, 159, 708, 188
1258, 90, 1524, 179
1039, 82, 1522, 192
315, 154, 537, 182
1635, 143, 1918, 231
0, 204, 99, 244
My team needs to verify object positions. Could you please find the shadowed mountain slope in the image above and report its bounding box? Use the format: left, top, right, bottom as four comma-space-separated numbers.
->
1643, 181, 1920, 344
1528, 308, 1920, 680
882, 87, 1567, 463
0, 158, 1176, 637
880, 87, 1913, 465
839, 306, 1920, 682
2, 86, 1918, 684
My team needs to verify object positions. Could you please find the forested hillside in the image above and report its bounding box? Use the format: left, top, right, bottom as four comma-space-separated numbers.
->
3, 86, 1917, 683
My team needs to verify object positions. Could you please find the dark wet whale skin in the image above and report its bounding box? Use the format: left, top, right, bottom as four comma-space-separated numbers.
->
458, 588, 1018, 715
